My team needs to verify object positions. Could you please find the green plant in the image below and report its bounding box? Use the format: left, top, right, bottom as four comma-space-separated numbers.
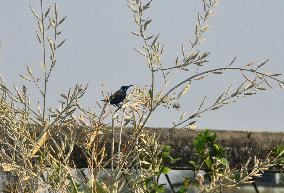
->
177, 130, 284, 193
269, 145, 284, 172
175, 130, 229, 192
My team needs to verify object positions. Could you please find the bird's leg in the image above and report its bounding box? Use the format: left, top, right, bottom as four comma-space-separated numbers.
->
117, 103, 123, 110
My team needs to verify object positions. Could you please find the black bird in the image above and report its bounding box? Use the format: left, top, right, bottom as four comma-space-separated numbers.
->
108, 85, 133, 106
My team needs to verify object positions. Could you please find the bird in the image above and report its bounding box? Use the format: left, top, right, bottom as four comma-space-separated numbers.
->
107, 85, 133, 106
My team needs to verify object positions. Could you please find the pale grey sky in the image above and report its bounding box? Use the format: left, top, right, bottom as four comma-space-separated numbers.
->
0, 1, 283, 131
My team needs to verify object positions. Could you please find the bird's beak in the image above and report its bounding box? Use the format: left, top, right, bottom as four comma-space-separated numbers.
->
128, 85, 133, 88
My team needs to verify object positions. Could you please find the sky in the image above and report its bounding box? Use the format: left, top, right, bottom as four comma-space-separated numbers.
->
0, 0, 283, 132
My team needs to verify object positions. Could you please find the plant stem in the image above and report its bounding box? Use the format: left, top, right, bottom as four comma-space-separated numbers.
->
165, 174, 175, 193
40, 0, 47, 129
155, 67, 284, 111
252, 182, 260, 193
110, 110, 117, 193
118, 109, 125, 157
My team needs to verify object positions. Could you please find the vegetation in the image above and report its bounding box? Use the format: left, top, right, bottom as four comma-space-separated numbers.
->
0, 0, 283, 192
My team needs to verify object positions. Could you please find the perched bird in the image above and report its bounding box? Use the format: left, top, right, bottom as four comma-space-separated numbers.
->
108, 85, 133, 106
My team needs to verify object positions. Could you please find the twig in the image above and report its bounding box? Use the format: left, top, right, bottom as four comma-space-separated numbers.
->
165, 174, 176, 193
252, 182, 260, 193
118, 109, 126, 157
155, 67, 284, 110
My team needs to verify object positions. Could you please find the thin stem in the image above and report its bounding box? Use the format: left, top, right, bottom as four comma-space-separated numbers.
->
110, 109, 116, 193
40, 0, 47, 129
165, 174, 176, 193
154, 67, 284, 111
150, 69, 155, 113
252, 182, 260, 193
118, 109, 126, 157
54, 4, 58, 42
173, 87, 236, 128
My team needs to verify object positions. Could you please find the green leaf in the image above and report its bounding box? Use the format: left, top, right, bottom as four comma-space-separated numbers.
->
144, 178, 152, 187
213, 144, 225, 158
183, 178, 190, 188
156, 184, 166, 192
163, 144, 171, 151
168, 156, 181, 164
270, 145, 284, 158
96, 182, 108, 193
160, 166, 171, 174
161, 145, 171, 157
205, 157, 213, 168
218, 157, 229, 166
177, 186, 188, 193
188, 160, 199, 170
194, 130, 217, 156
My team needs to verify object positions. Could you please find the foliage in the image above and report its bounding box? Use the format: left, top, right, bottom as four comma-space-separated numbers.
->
178, 130, 284, 193
193, 129, 227, 169
269, 145, 284, 171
